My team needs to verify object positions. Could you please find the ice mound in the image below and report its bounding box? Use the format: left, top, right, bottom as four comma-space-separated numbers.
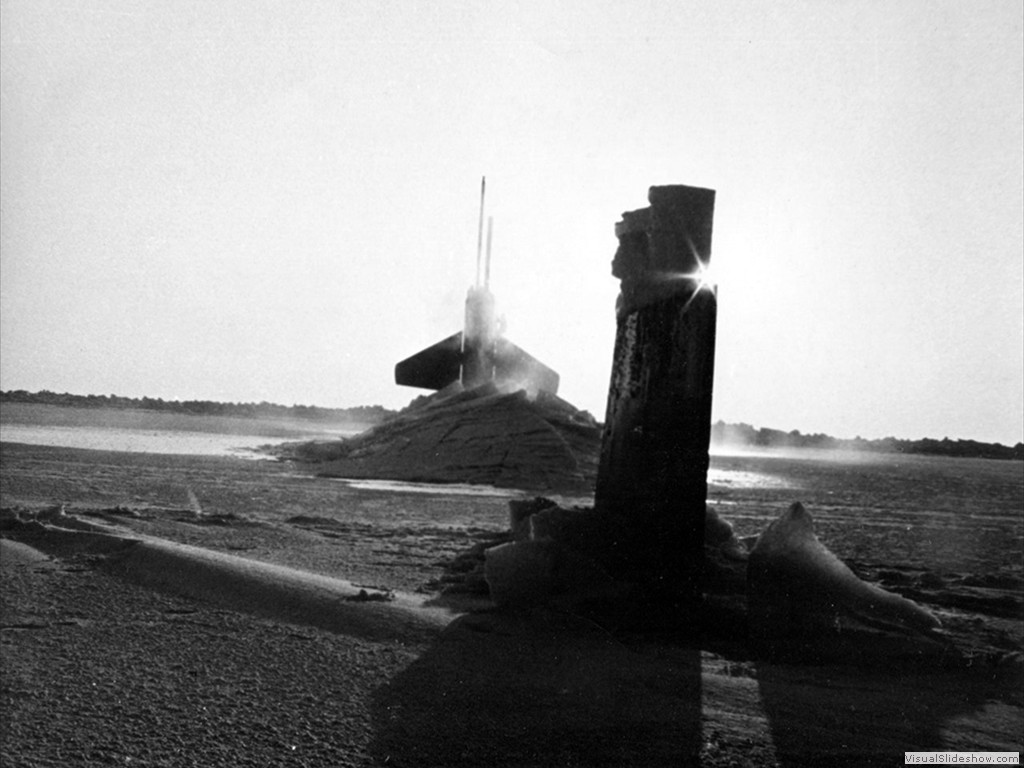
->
279, 383, 602, 493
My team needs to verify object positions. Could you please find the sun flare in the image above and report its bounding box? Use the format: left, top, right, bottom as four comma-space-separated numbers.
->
660, 259, 717, 294
690, 259, 717, 294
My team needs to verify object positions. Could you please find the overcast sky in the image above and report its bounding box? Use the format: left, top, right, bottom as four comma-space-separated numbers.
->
1, 0, 1021, 445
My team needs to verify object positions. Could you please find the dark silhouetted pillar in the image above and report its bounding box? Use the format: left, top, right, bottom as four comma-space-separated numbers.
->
594, 185, 717, 609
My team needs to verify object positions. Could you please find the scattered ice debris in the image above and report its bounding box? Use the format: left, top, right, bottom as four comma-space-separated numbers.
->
435, 496, 978, 665
345, 588, 396, 603
747, 502, 949, 663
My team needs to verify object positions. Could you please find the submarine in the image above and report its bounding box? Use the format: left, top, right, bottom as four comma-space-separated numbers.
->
394, 178, 560, 395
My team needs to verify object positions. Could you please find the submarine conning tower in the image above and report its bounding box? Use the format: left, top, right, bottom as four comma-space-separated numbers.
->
394, 178, 560, 396
461, 285, 498, 389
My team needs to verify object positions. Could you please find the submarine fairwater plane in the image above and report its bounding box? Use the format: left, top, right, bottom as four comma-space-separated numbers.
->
394, 178, 560, 396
